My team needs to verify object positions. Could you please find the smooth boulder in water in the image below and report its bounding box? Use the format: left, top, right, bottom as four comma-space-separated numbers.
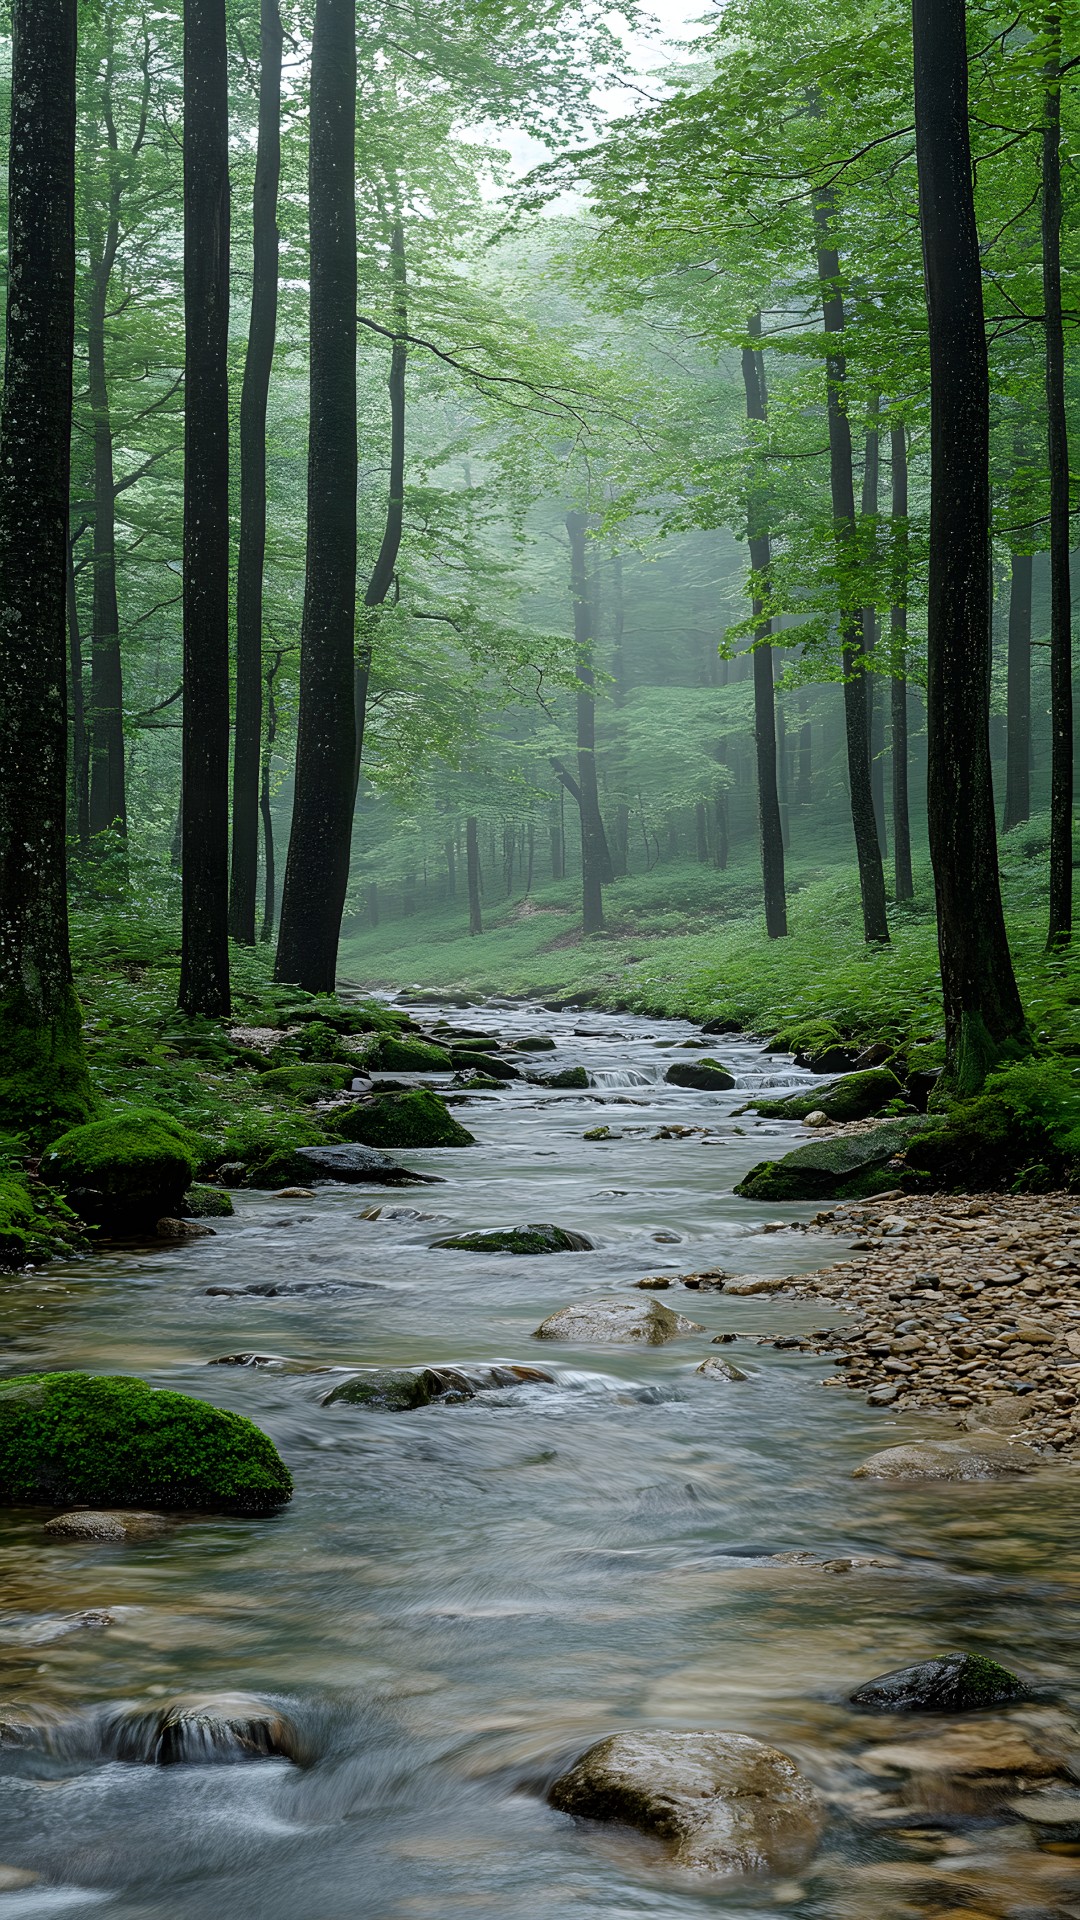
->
259, 1143, 441, 1188
329, 1088, 475, 1150
534, 1297, 704, 1344
664, 1059, 736, 1091
548, 1729, 823, 1875
540, 1066, 590, 1090
105, 1693, 303, 1766
853, 1440, 1034, 1482
324, 1363, 556, 1410
752, 1068, 904, 1123
432, 1224, 594, 1255
44, 1509, 172, 1542
696, 1356, 748, 1382
850, 1652, 1029, 1713
0, 1372, 292, 1513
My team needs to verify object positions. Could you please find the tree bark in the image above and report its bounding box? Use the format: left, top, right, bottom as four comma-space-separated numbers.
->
912, 0, 1028, 1088
1002, 547, 1033, 832
566, 510, 614, 933
890, 423, 914, 901
67, 527, 90, 853
230, 0, 283, 945
812, 190, 890, 943
275, 0, 358, 991
85, 62, 127, 842
352, 212, 408, 803
179, 0, 232, 1016
740, 316, 787, 937
466, 816, 482, 935
259, 646, 282, 943
1042, 13, 1073, 945
0, 0, 91, 1136
861, 408, 887, 858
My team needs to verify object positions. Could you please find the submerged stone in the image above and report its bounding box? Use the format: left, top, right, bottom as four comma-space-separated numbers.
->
853, 1440, 1034, 1482
0, 1372, 292, 1514
432, 1224, 594, 1254
548, 1729, 823, 1875
534, 1296, 704, 1344
103, 1693, 304, 1766
850, 1652, 1029, 1713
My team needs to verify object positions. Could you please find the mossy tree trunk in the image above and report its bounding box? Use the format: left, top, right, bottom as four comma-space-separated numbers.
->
274, 0, 358, 992
0, 0, 92, 1141
179, 0, 232, 1017
230, 0, 284, 947
1002, 546, 1033, 833
740, 314, 787, 938
912, 0, 1029, 1092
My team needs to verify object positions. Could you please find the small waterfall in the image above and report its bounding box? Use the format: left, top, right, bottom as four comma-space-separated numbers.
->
0, 1695, 305, 1768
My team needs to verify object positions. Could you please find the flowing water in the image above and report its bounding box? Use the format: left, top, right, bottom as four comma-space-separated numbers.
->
1, 1002, 1079, 1919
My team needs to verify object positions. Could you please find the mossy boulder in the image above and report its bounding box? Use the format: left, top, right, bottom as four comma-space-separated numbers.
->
257, 1063, 356, 1102
903, 1083, 1053, 1192
542, 1066, 590, 1090
328, 1089, 475, 1150
850, 1652, 1029, 1713
754, 1068, 904, 1123
664, 1059, 736, 1092
41, 1109, 198, 1231
0, 1372, 292, 1513
432, 1223, 594, 1254
511, 1035, 557, 1052
735, 1117, 932, 1202
369, 1035, 453, 1073
184, 1184, 235, 1220
252, 1142, 438, 1188
448, 1050, 519, 1080
0, 1170, 88, 1270
323, 1369, 434, 1411
290, 1021, 354, 1065
0, 984, 94, 1143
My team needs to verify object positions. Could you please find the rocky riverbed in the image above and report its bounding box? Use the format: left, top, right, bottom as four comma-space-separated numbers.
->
772, 1191, 1080, 1451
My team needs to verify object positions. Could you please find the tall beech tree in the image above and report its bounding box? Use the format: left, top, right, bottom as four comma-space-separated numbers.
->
1002, 546, 1033, 832
1042, 13, 1073, 947
912, 0, 1028, 1090
179, 0, 232, 1016
889, 422, 914, 901
861, 408, 887, 859
558, 511, 614, 934
274, 0, 358, 991
230, 0, 284, 946
0, 0, 92, 1137
740, 314, 787, 938
812, 186, 890, 944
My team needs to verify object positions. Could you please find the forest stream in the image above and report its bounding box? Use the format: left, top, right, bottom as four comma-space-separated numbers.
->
2, 1000, 1079, 1920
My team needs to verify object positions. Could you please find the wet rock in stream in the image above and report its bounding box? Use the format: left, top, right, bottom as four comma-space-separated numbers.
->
0, 1694, 304, 1767
850, 1652, 1030, 1714
255, 1143, 442, 1188
534, 1297, 705, 1344
44, 1510, 172, 1542
324, 1363, 557, 1410
695, 1356, 748, 1382
548, 1729, 823, 1875
432, 1223, 594, 1254
663, 1059, 736, 1091
853, 1440, 1034, 1481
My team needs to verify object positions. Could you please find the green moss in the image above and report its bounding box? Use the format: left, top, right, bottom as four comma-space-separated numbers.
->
663, 1059, 736, 1091
754, 1068, 904, 1122
735, 1118, 932, 1201
0, 1372, 292, 1513
370, 1036, 453, 1073
185, 1183, 235, 1219
903, 1059, 1079, 1191
543, 1066, 590, 1089
449, 1050, 518, 1079
432, 1224, 593, 1254
954, 1653, 1027, 1707
766, 1019, 845, 1056
329, 1089, 475, 1149
291, 1021, 354, 1065
40, 1108, 198, 1228
257, 1064, 355, 1101
0, 984, 94, 1145
323, 1370, 433, 1411
216, 1109, 329, 1185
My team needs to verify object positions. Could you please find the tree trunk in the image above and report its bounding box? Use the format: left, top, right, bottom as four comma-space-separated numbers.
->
812, 190, 890, 943
861, 408, 888, 858
67, 527, 89, 853
259, 647, 282, 943
1002, 547, 1033, 832
566, 510, 614, 933
1043, 14, 1073, 945
444, 836, 456, 901
890, 423, 914, 900
466, 816, 482, 935
0, 0, 91, 1136
912, 0, 1028, 1088
230, 0, 283, 945
179, 0, 232, 1017
740, 315, 787, 937
352, 213, 408, 804
275, 0, 357, 991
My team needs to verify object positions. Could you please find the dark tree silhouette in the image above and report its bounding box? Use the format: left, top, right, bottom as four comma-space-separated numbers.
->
740, 312, 787, 939
0, 0, 92, 1137
1042, 15, 1072, 946
889, 423, 914, 902
912, 0, 1028, 1089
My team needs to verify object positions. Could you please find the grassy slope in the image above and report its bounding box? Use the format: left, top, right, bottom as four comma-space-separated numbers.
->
340, 833, 1080, 1057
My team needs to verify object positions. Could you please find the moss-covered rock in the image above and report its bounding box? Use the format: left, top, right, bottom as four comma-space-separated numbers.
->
432, 1223, 594, 1254
369, 1035, 453, 1073
542, 1066, 590, 1090
257, 1063, 356, 1102
448, 1050, 519, 1079
0, 1372, 292, 1513
41, 1109, 198, 1231
735, 1117, 932, 1202
323, 1369, 434, 1411
664, 1059, 736, 1092
511, 1035, 557, 1052
290, 1021, 354, 1065
753, 1068, 904, 1123
328, 1088, 475, 1149
0, 1168, 88, 1270
184, 1184, 235, 1220
850, 1652, 1029, 1713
